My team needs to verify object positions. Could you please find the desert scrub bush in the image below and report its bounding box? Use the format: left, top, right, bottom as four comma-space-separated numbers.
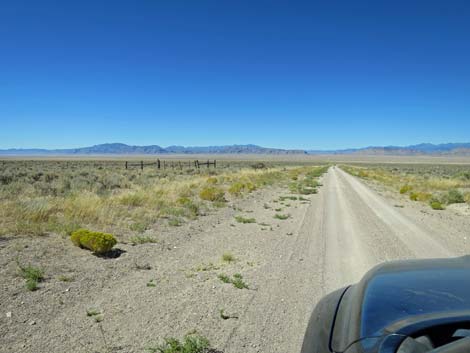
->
234, 215, 256, 224
147, 334, 211, 353
70, 229, 117, 254
400, 185, 413, 194
19, 197, 57, 223
409, 192, 431, 202
228, 181, 256, 196
17, 262, 44, 291
446, 189, 465, 204
199, 187, 225, 202
218, 274, 231, 283
274, 213, 290, 220
176, 197, 199, 218
218, 273, 249, 289
231, 273, 249, 289
222, 252, 236, 263
116, 191, 147, 207
430, 199, 445, 210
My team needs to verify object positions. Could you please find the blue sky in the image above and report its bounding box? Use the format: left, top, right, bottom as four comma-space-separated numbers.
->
1, 0, 469, 150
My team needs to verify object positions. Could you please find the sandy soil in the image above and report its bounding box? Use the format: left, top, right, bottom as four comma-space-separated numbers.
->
1, 167, 469, 353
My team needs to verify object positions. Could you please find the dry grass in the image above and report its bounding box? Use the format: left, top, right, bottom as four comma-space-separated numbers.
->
341, 164, 470, 210
0, 160, 328, 238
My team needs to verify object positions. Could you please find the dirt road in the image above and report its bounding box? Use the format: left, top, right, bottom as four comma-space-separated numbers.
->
2, 166, 468, 353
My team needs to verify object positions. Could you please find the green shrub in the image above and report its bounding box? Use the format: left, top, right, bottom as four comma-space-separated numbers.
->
222, 252, 235, 263
234, 216, 256, 224
17, 262, 44, 291
400, 185, 413, 194
147, 334, 210, 353
409, 192, 432, 202
70, 229, 117, 254
430, 200, 445, 210
231, 273, 248, 289
274, 213, 290, 220
199, 187, 225, 202
228, 181, 257, 196
217, 274, 231, 283
446, 189, 465, 204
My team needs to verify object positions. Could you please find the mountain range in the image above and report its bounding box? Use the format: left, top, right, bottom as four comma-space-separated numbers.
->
0, 143, 305, 155
1, 142, 470, 156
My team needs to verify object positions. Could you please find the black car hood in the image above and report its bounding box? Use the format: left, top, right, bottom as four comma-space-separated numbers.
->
331, 256, 470, 352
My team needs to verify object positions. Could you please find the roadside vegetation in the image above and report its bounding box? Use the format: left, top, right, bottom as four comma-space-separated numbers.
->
147, 333, 212, 353
0, 160, 328, 240
341, 164, 470, 210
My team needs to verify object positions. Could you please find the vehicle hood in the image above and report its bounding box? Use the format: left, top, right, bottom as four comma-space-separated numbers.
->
331, 256, 470, 352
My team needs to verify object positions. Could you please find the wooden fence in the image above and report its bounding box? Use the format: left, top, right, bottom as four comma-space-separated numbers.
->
125, 159, 216, 170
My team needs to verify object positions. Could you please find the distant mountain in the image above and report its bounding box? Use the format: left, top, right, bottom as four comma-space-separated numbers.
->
2, 142, 470, 156
307, 143, 470, 156
0, 143, 306, 155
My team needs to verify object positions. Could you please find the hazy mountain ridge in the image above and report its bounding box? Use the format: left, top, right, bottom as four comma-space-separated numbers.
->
2, 142, 470, 156
307, 143, 470, 156
0, 143, 306, 155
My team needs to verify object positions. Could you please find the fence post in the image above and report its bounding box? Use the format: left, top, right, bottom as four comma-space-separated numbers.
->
125, 161, 128, 169
157, 159, 160, 169
141, 161, 143, 170
214, 160, 216, 168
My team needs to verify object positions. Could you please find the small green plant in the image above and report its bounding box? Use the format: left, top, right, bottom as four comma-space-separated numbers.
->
279, 196, 297, 201
430, 199, 445, 210
222, 252, 236, 263
219, 309, 230, 320
147, 279, 157, 287
400, 185, 413, 194
71, 229, 117, 254
199, 187, 225, 202
218, 274, 231, 283
218, 273, 248, 289
231, 273, 248, 289
219, 308, 238, 320
18, 262, 44, 291
274, 208, 282, 212
234, 215, 256, 224
129, 222, 148, 233
409, 192, 432, 202
130, 235, 157, 245
86, 308, 101, 317
147, 334, 211, 353
274, 213, 290, 220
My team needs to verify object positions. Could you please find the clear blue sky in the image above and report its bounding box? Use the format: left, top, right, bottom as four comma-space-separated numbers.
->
1, 0, 470, 150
